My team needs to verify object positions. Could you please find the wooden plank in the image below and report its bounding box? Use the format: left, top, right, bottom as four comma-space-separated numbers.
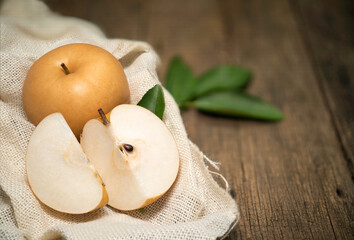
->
291, 0, 354, 182
45, 0, 354, 239
214, 0, 354, 239
289, 1, 354, 239
216, 0, 354, 239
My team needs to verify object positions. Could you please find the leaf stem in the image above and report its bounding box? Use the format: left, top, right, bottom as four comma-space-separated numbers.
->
180, 101, 195, 109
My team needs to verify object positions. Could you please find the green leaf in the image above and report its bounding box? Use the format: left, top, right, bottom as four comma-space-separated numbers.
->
165, 56, 197, 106
193, 65, 251, 98
192, 91, 284, 121
137, 85, 165, 120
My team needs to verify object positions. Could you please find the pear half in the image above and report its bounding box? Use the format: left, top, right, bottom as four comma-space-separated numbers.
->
26, 113, 108, 214
81, 104, 179, 211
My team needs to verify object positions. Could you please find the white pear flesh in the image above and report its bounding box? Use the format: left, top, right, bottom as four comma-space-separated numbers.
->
81, 104, 179, 211
26, 113, 108, 214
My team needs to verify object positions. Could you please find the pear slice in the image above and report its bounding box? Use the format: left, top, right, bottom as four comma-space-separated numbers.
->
26, 113, 108, 214
81, 104, 179, 211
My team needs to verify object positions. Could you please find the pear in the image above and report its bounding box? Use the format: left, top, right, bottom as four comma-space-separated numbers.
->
23, 43, 130, 139
80, 104, 179, 211
26, 113, 108, 214
26, 105, 179, 213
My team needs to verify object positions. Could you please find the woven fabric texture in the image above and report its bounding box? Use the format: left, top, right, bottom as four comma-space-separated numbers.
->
0, 0, 239, 239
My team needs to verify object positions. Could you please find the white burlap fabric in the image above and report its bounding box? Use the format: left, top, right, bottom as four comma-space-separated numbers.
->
0, 0, 239, 239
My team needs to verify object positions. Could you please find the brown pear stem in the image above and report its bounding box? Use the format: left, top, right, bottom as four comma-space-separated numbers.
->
98, 108, 110, 125
61, 63, 70, 75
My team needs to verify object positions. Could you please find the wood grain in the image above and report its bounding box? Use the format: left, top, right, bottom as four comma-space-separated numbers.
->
45, 0, 354, 239
292, 0, 354, 181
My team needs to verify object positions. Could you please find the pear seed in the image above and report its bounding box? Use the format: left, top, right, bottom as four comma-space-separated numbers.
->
123, 144, 133, 152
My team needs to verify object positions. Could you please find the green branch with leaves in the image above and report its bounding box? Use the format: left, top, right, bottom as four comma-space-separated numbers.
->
164, 56, 284, 121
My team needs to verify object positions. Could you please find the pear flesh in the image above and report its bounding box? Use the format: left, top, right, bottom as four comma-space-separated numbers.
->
26, 113, 108, 214
26, 105, 179, 213
81, 104, 179, 211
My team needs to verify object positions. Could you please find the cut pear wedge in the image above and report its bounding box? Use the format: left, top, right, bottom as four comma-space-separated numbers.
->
81, 104, 179, 211
26, 113, 108, 214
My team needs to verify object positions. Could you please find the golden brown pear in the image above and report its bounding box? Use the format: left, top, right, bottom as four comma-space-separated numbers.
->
22, 43, 130, 138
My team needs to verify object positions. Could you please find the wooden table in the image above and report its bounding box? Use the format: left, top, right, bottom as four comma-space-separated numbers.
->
45, 0, 353, 239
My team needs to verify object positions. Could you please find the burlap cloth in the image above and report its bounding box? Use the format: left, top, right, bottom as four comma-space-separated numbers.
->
0, 0, 239, 239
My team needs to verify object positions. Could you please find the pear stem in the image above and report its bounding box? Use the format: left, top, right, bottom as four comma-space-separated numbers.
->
61, 63, 70, 75
98, 108, 110, 125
